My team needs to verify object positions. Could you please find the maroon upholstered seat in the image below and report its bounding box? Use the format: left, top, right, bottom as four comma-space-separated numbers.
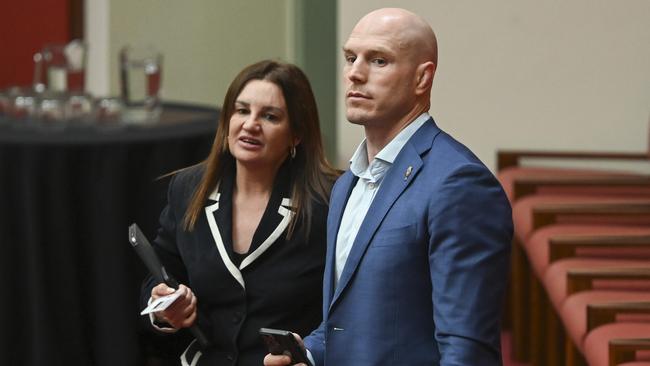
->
497, 148, 650, 363
542, 258, 650, 312
525, 225, 650, 278
509, 197, 650, 362
498, 166, 639, 203
513, 196, 650, 243
584, 323, 650, 366
560, 291, 650, 348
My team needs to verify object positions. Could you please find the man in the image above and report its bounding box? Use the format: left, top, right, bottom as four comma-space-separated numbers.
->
265, 7, 512, 365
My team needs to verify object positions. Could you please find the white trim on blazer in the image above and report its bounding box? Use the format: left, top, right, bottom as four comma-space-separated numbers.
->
204, 188, 294, 289
180, 339, 202, 366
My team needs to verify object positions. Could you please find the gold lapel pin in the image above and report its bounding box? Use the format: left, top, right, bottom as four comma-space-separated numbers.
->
404, 166, 413, 181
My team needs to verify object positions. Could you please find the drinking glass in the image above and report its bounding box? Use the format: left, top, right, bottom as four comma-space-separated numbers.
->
119, 45, 162, 123
33, 40, 87, 93
9, 87, 38, 119
65, 92, 94, 121
37, 91, 67, 122
95, 97, 124, 123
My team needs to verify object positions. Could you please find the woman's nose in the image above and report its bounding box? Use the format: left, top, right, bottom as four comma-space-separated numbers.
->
242, 114, 260, 131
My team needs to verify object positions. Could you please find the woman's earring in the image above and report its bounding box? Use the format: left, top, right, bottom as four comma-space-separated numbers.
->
290, 145, 297, 159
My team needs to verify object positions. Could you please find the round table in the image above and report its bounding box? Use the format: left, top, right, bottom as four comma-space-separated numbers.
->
0, 103, 219, 366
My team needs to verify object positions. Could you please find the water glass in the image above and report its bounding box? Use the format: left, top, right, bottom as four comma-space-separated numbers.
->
33, 40, 87, 93
95, 97, 124, 123
37, 91, 67, 122
9, 87, 38, 119
65, 92, 94, 121
119, 45, 162, 123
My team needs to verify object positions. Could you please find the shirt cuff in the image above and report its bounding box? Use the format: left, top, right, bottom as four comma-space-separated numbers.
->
146, 297, 179, 333
306, 348, 315, 366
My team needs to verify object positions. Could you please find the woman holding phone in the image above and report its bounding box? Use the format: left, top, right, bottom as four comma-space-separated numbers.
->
141, 60, 338, 365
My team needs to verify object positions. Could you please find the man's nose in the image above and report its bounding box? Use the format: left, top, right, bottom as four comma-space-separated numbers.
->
346, 60, 366, 83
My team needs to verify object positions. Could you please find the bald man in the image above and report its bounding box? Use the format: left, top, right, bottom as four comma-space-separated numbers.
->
265, 8, 512, 366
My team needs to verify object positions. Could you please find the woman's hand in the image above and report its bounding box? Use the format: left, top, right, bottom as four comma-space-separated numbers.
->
151, 283, 197, 329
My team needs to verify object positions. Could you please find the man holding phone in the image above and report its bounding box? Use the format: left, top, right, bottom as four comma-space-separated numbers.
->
264, 7, 512, 366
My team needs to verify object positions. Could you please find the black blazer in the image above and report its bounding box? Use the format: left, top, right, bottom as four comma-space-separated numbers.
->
142, 162, 327, 366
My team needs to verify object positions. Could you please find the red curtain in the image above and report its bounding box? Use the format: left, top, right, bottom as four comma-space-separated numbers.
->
0, 0, 70, 89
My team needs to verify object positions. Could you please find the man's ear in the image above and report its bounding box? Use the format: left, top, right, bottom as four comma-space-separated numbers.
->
414, 61, 436, 95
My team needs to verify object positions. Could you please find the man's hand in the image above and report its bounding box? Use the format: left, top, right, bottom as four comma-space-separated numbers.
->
263, 333, 309, 366
263, 354, 308, 366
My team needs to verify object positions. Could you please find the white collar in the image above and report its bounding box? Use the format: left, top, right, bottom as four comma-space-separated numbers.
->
349, 112, 430, 179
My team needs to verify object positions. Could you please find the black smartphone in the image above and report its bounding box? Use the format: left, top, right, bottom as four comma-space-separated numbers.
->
259, 328, 312, 366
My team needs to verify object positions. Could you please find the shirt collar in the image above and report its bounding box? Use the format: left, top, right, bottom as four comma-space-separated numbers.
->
349, 112, 430, 180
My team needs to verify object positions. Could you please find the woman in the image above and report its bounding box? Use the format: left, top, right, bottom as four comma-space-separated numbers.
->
141, 60, 339, 365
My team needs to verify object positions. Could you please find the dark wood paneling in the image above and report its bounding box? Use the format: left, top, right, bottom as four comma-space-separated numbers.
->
69, 0, 83, 39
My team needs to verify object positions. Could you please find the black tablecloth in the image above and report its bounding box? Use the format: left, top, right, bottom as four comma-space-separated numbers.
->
0, 103, 219, 365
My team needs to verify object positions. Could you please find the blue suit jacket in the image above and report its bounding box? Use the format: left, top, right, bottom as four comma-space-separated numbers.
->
304, 119, 513, 365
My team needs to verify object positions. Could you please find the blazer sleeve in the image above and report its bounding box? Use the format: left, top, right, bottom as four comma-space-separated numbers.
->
427, 163, 513, 365
140, 172, 191, 319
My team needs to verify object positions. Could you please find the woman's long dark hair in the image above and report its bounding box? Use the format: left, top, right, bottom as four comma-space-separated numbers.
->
183, 60, 339, 238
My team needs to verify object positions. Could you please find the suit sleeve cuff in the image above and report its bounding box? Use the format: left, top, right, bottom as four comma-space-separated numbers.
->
146, 297, 179, 333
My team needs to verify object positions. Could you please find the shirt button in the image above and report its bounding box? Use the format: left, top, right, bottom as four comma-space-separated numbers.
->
368, 182, 376, 189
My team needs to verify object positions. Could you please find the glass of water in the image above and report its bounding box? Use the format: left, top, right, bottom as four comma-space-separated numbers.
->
37, 91, 68, 123
65, 92, 94, 122
9, 87, 38, 120
119, 45, 163, 123
33, 40, 87, 93
95, 97, 124, 124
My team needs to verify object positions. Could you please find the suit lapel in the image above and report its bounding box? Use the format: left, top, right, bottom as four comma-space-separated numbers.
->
241, 161, 293, 268
240, 198, 293, 269
205, 185, 247, 288
203, 161, 294, 289
329, 120, 439, 311
324, 171, 357, 307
